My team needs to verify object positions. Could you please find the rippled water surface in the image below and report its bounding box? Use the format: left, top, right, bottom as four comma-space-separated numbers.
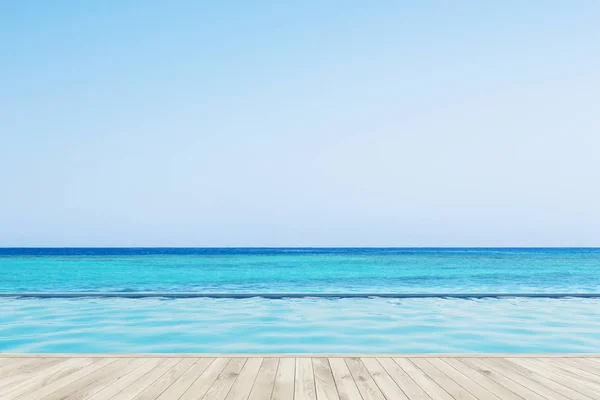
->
2, 248, 599, 353
2, 297, 600, 353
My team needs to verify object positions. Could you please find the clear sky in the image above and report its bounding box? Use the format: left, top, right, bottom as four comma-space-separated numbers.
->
1, 1, 599, 247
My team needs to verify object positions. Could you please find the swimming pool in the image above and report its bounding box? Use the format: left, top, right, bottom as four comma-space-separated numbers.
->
2, 297, 599, 353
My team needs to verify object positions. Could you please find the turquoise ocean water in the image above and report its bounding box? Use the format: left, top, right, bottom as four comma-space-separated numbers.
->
1, 248, 599, 353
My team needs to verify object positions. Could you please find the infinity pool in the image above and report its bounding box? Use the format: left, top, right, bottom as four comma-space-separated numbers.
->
2, 297, 599, 353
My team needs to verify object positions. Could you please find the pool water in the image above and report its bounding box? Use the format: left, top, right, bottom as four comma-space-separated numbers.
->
1, 297, 600, 353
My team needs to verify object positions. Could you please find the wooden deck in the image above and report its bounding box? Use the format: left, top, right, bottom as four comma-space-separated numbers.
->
1, 356, 600, 399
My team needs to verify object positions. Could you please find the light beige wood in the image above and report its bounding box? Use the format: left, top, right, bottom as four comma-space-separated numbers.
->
86, 358, 163, 400
394, 358, 454, 400
376, 357, 431, 400
426, 358, 502, 400
459, 358, 548, 400
225, 357, 263, 400
585, 358, 600, 368
0, 358, 69, 392
504, 358, 596, 400
361, 357, 408, 400
328, 358, 362, 400
515, 358, 600, 398
560, 357, 600, 375
0, 358, 62, 379
0, 358, 97, 399
136, 357, 198, 400
0, 356, 599, 400
18, 358, 115, 400
295, 357, 317, 400
271, 357, 295, 400
441, 358, 522, 400
344, 357, 385, 400
248, 358, 278, 400
313, 358, 340, 400
410, 358, 478, 400
114, 358, 182, 400
179, 357, 230, 400
477, 358, 570, 400
39, 358, 145, 400
202, 358, 247, 400
540, 358, 600, 385
155, 358, 214, 400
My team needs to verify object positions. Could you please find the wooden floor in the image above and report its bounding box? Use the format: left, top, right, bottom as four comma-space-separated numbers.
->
1, 356, 600, 400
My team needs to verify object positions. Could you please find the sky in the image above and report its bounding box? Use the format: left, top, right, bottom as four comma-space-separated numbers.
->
1, 1, 599, 247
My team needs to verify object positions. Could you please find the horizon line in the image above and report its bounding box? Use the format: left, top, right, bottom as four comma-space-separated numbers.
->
2, 246, 600, 249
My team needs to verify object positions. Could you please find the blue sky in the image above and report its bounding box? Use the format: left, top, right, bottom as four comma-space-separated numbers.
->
1, 1, 599, 246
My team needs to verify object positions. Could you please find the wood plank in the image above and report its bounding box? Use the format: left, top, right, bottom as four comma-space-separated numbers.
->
459, 358, 547, 400
0, 358, 62, 379
506, 358, 597, 400
84, 358, 163, 400
555, 358, 600, 376
441, 358, 522, 400
313, 358, 340, 400
529, 357, 600, 394
361, 357, 408, 400
295, 357, 317, 400
427, 358, 502, 400
540, 358, 600, 385
115, 358, 184, 400
137, 358, 199, 400
155, 358, 215, 400
225, 357, 263, 400
328, 358, 362, 400
179, 358, 231, 400
393, 358, 454, 400
1, 356, 599, 400
202, 358, 247, 400
585, 358, 600, 368
476, 358, 570, 400
0, 358, 74, 393
60, 358, 150, 400
410, 358, 477, 400
17, 358, 116, 400
376, 358, 431, 400
344, 357, 385, 400
0, 358, 97, 399
248, 358, 278, 400
271, 358, 295, 400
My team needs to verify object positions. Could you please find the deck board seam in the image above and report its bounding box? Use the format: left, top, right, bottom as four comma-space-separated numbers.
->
175, 357, 213, 400
325, 358, 343, 400
107, 358, 165, 400
361, 357, 397, 400
404, 358, 454, 400
537, 358, 600, 387
438, 357, 514, 400
503, 358, 596, 400
521, 358, 600, 398
426, 357, 497, 400
481, 358, 561, 400
267, 358, 280, 400
461, 358, 539, 400
156, 357, 200, 400
218, 357, 248, 400
138, 357, 185, 400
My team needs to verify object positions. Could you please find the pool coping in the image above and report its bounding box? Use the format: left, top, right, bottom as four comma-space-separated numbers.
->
2, 353, 600, 358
